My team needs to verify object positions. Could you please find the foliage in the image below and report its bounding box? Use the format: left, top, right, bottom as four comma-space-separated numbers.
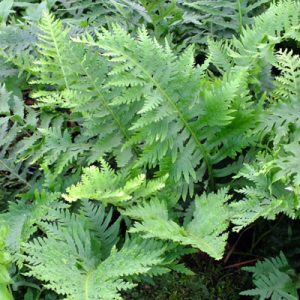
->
75, 24, 260, 196
180, 0, 271, 44
23, 201, 185, 300
0, 84, 38, 198
63, 159, 166, 205
0, 0, 300, 299
241, 252, 300, 299
231, 49, 300, 231
0, 226, 13, 300
124, 189, 231, 259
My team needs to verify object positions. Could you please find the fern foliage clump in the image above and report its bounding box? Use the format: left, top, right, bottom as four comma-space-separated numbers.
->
181, 0, 271, 43
23, 201, 186, 300
124, 188, 231, 260
241, 252, 300, 299
75, 24, 261, 196
0, 84, 38, 197
1, 0, 300, 299
231, 48, 300, 232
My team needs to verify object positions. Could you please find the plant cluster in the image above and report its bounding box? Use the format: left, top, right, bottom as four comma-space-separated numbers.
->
0, 0, 300, 299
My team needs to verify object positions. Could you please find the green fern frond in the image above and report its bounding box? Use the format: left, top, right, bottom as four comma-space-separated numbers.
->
80, 201, 121, 259
206, 0, 300, 82
75, 25, 212, 186
241, 252, 299, 300
182, 0, 271, 40
207, 39, 233, 73
0, 23, 37, 75
63, 161, 143, 204
0, 85, 37, 195
32, 13, 72, 89
231, 0, 300, 63
23, 203, 180, 300
231, 158, 300, 232
76, 24, 257, 192
32, 13, 139, 168
0, 226, 13, 300
124, 189, 231, 260
258, 100, 300, 147
31, 126, 90, 177
273, 49, 300, 101
0, 191, 65, 264
63, 160, 166, 205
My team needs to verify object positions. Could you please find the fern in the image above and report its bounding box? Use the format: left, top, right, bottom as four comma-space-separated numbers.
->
63, 161, 145, 205
0, 85, 35, 196
80, 201, 121, 259
1, 1, 300, 299
231, 156, 300, 232
0, 23, 38, 77
31, 13, 140, 170
32, 13, 73, 90
0, 58, 18, 82
231, 0, 300, 62
0, 83, 73, 197
75, 25, 260, 195
0, 226, 13, 300
232, 48, 300, 231
123, 188, 231, 260
0, 0, 14, 24
76, 25, 212, 187
137, 0, 184, 43
0, 24, 38, 56
241, 252, 300, 299
31, 126, 90, 177
63, 161, 230, 259
182, 0, 271, 42
56, 0, 147, 30
207, 0, 300, 81
23, 201, 185, 300
0, 191, 65, 263
63, 159, 167, 205
231, 160, 299, 231
273, 50, 300, 101
30, 12, 263, 195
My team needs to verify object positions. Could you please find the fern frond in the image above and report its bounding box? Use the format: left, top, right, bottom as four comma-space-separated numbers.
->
241, 252, 299, 300
0, 226, 13, 300
258, 99, 300, 147
63, 160, 166, 205
56, 0, 147, 30
231, 158, 300, 232
76, 25, 257, 192
23, 204, 179, 300
1, 191, 64, 264
273, 49, 300, 101
206, 0, 300, 87
207, 39, 233, 73
80, 201, 121, 259
63, 162, 142, 204
124, 189, 231, 260
0, 23, 37, 75
0, 85, 38, 195
230, 0, 300, 64
75, 25, 212, 186
32, 13, 72, 89
182, 0, 271, 40
33, 13, 139, 169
